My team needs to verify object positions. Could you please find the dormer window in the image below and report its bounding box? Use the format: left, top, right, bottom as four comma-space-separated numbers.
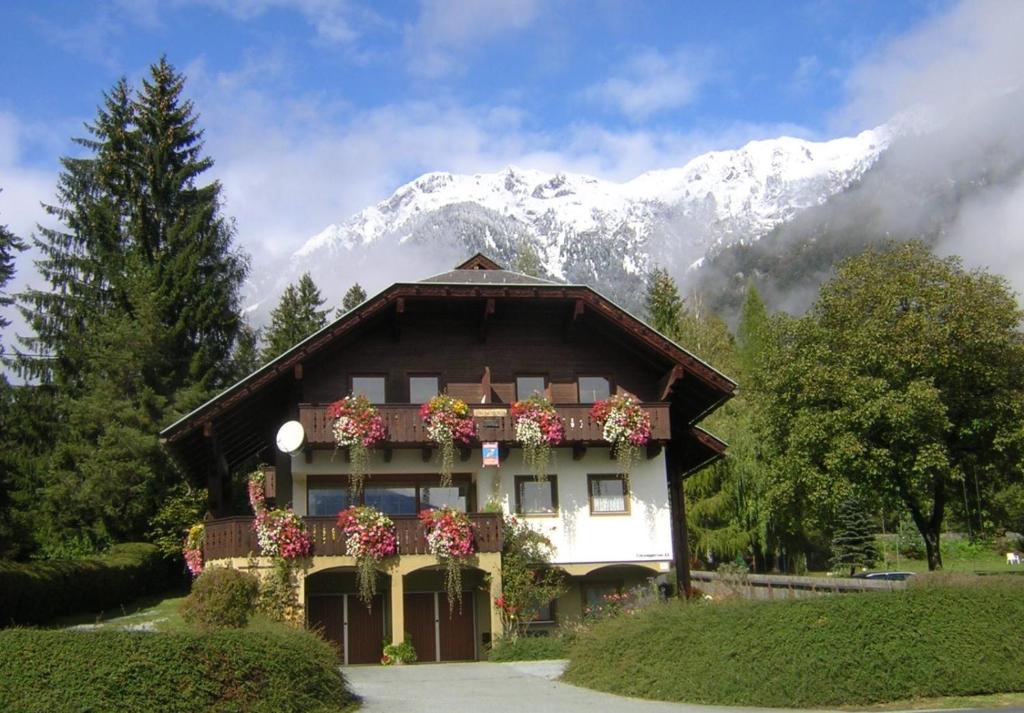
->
352, 375, 386, 404
578, 376, 610, 403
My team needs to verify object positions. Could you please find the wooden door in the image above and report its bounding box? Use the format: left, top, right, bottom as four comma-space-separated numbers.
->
308, 595, 344, 661
347, 594, 385, 664
404, 592, 438, 662
439, 591, 476, 661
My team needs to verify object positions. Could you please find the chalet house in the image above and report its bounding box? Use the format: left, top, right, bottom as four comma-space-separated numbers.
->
161, 254, 734, 664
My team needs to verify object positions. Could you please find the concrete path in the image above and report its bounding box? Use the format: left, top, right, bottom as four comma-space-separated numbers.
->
342, 660, 805, 713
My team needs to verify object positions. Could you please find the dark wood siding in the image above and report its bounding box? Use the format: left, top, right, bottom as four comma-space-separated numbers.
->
302, 300, 666, 405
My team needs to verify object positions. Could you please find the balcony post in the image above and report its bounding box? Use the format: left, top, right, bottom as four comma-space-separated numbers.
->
390, 566, 405, 647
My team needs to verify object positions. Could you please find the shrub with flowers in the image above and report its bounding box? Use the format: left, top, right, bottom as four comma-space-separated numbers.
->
419, 507, 476, 611
582, 581, 661, 622
336, 506, 398, 604
589, 394, 652, 481
183, 522, 205, 577
420, 395, 476, 487
328, 394, 388, 495
511, 395, 564, 481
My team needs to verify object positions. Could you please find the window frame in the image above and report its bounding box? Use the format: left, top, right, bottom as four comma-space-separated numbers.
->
349, 373, 388, 404
515, 374, 548, 402
407, 373, 441, 404
576, 374, 613, 404
306, 473, 475, 515
587, 474, 631, 516
529, 597, 557, 625
514, 475, 559, 517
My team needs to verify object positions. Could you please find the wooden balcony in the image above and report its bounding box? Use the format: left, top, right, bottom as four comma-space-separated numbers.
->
298, 402, 671, 447
203, 512, 504, 562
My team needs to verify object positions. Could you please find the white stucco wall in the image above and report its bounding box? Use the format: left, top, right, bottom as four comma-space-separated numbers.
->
289, 446, 673, 569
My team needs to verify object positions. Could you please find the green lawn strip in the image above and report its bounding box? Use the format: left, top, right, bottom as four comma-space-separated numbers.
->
0, 627, 357, 713
51, 591, 189, 630
563, 578, 1024, 708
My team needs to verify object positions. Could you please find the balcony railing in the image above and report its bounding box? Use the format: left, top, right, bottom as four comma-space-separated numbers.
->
298, 402, 670, 446
203, 513, 504, 562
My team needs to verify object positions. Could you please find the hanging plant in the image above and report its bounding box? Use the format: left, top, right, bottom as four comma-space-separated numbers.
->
249, 469, 312, 560
183, 522, 205, 577
336, 506, 398, 605
420, 395, 476, 487
511, 395, 564, 481
590, 394, 652, 482
328, 394, 388, 495
419, 507, 476, 612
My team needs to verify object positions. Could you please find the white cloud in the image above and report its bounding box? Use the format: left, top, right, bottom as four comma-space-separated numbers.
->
198, 0, 363, 44
582, 47, 711, 120
839, 0, 1024, 130
402, 0, 542, 78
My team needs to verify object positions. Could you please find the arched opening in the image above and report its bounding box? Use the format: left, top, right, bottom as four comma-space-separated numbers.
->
553, 563, 665, 624
305, 567, 391, 665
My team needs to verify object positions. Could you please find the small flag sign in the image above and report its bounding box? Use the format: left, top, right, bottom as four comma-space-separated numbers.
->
482, 442, 500, 467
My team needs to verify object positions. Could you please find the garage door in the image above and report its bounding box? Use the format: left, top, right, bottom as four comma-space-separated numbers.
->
403, 591, 476, 662
308, 594, 385, 665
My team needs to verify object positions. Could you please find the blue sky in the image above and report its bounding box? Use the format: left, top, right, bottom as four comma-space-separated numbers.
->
0, 0, 987, 268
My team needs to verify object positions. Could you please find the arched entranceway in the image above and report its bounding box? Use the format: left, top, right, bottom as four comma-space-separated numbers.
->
305, 567, 391, 664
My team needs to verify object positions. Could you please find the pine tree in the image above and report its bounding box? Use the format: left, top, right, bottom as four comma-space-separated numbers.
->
512, 241, 543, 278
263, 273, 329, 361
338, 282, 367, 316
830, 497, 879, 576
645, 267, 683, 337
0, 200, 26, 339
230, 322, 263, 379
736, 280, 769, 380
14, 58, 249, 550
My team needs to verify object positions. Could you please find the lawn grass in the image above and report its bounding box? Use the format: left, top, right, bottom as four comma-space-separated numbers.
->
52, 590, 190, 631
563, 577, 1024, 708
846, 691, 1024, 711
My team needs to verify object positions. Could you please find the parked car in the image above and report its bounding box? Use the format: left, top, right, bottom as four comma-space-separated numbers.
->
853, 571, 916, 581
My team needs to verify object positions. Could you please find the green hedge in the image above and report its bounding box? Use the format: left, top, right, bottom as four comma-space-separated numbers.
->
563, 578, 1024, 707
488, 634, 571, 661
0, 628, 356, 713
0, 543, 175, 626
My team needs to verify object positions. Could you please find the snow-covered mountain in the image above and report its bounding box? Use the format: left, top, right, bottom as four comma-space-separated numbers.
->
262, 126, 891, 313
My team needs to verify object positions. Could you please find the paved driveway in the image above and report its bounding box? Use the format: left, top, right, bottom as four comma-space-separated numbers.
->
342, 660, 802, 713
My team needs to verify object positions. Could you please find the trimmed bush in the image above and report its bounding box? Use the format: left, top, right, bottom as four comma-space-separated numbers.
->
180, 567, 259, 629
488, 634, 571, 662
0, 543, 175, 627
564, 578, 1024, 707
0, 628, 356, 713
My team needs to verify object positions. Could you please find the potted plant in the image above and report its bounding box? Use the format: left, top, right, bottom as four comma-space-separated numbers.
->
420, 394, 476, 487
337, 506, 398, 605
419, 506, 476, 611
511, 395, 564, 481
328, 394, 388, 495
590, 394, 651, 482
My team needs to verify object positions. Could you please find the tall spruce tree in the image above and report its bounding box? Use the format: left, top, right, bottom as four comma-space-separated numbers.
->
263, 273, 329, 361
0, 201, 26, 340
339, 282, 367, 316
230, 322, 263, 379
0, 204, 28, 557
830, 497, 879, 576
15, 58, 248, 550
645, 267, 683, 336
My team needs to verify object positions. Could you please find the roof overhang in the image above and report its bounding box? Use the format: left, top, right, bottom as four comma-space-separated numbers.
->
160, 280, 737, 445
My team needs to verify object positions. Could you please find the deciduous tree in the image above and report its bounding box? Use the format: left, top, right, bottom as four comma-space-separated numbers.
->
760, 242, 1024, 570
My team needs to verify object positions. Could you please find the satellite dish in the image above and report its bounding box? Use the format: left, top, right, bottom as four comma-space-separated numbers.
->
276, 421, 305, 454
